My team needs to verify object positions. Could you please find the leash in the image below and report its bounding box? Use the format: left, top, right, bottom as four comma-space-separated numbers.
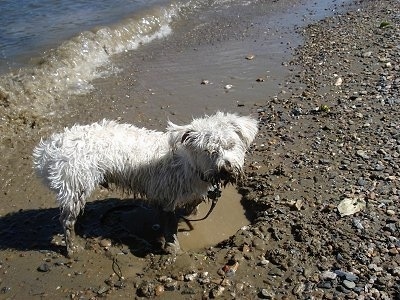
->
100, 185, 222, 226
180, 185, 222, 222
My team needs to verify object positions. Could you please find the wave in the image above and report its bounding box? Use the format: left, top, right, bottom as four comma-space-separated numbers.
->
0, 0, 245, 118
0, 3, 182, 116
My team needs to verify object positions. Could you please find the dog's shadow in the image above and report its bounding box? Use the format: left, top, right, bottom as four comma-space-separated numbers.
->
0, 198, 174, 257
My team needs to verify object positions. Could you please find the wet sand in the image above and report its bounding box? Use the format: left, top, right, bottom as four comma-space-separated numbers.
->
2, 0, 399, 299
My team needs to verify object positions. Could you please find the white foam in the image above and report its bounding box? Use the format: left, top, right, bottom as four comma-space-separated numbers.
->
0, 4, 179, 115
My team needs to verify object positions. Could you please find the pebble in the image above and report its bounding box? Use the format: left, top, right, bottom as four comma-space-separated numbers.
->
99, 239, 112, 248
154, 285, 164, 296
386, 209, 395, 216
320, 270, 337, 280
96, 286, 109, 295
343, 279, 356, 289
334, 77, 343, 86
334, 270, 359, 282
184, 273, 198, 281
268, 265, 284, 276
292, 283, 305, 296
356, 150, 369, 159
210, 285, 225, 298
352, 218, 364, 230
164, 280, 179, 291
260, 288, 275, 299
260, 259, 270, 266
357, 177, 367, 186
362, 51, 373, 57
1, 287, 11, 294
138, 281, 155, 298
318, 281, 332, 289
37, 263, 50, 272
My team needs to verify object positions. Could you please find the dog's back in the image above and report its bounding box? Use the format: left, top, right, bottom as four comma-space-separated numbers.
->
32, 120, 169, 196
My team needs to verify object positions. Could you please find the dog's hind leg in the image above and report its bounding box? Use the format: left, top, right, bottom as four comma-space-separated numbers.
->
58, 192, 87, 257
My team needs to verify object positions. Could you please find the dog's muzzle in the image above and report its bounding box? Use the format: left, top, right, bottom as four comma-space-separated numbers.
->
219, 164, 242, 186
200, 161, 243, 186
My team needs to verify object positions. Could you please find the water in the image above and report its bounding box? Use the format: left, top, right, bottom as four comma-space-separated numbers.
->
0, 0, 253, 116
0, 0, 170, 72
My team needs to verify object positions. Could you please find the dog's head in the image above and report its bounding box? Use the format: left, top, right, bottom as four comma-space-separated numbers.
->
167, 112, 258, 186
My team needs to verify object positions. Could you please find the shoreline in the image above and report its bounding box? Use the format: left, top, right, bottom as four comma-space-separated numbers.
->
0, 0, 399, 298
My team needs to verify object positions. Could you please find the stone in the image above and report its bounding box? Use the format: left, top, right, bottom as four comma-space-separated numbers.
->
343, 279, 356, 289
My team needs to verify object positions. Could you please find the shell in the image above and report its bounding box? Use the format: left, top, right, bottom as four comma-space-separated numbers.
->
337, 198, 366, 217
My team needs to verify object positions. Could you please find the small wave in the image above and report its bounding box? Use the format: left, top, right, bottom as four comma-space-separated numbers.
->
0, 3, 180, 116
0, 0, 245, 121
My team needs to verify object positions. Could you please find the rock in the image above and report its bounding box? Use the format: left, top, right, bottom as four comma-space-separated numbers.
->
184, 273, 198, 281
154, 285, 164, 296
386, 209, 395, 216
97, 286, 109, 295
292, 283, 305, 296
318, 281, 332, 289
137, 281, 155, 298
320, 271, 337, 280
37, 263, 50, 272
357, 177, 367, 186
259, 288, 275, 299
220, 262, 239, 277
164, 280, 179, 291
268, 265, 284, 276
334, 77, 343, 86
362, 51, 373, 58
99, 239, 112, 248
210, 285, 225, 298
334, 270, 359, 282
343, 279, 356, 289
356, 150, 369, 159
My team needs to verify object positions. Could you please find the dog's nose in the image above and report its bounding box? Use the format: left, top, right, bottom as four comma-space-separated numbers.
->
220, 160, 233, 174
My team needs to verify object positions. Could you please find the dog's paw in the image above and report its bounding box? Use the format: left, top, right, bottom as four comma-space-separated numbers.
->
65, 240, 84, 258
163, 235, 182, 255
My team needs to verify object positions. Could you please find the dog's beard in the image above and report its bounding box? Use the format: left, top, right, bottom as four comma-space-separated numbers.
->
201, 166, 243, 187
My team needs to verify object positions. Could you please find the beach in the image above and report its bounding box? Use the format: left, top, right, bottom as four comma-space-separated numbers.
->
0, 0, 399, 298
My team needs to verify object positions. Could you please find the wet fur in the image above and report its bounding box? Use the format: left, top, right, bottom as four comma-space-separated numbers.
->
33, 112, 258, 256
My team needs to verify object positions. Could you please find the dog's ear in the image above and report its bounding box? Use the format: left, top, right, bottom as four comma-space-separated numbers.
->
229, 115, 258, 148
167, 121, 195, 148
181, 131, 193, 144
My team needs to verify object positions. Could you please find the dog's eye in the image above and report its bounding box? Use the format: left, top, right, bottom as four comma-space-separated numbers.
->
205, 149, 217, 155
224, 142, 235, 150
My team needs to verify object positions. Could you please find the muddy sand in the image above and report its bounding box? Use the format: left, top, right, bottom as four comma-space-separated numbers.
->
0, 0, 399, 299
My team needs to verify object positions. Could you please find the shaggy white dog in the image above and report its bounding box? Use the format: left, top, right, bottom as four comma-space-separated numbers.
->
33, 112, 258, 256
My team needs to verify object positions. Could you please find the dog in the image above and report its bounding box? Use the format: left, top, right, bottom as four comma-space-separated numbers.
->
32, 112, 258, 256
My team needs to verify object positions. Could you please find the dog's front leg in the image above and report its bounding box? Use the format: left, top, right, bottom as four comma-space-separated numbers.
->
159, 210, 181, 255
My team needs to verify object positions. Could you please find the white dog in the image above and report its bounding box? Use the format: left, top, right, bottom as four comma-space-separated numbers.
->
33, 112, 258, 256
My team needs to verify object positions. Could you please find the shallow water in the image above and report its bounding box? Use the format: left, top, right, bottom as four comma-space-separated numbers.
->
178, 186, 249, 250
0, 0, 171, 72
